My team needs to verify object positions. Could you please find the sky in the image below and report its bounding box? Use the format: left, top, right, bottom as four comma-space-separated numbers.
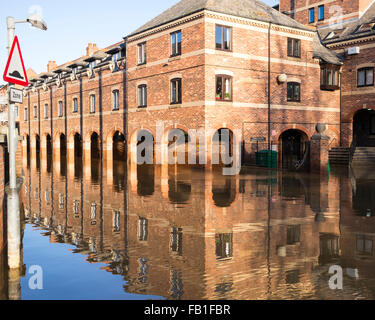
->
0, 0, 278, 84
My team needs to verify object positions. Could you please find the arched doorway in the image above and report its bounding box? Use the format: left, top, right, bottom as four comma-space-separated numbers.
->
212, 128, 234, 167
90, 132, 100, 182
136, 130, 154, 197
26, 134, 30, 168
36, 135, 40, 171
60, 134, 67, 176
113, 131, 126, 192
74, 133, 83, 178
280, 130, 309, 170
353, 109, 375, 147
46, 134, 52, 173
167, 129, 190, 165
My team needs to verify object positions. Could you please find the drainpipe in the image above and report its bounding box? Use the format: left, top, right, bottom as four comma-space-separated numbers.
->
339, 71, 342, 147
268, 22, 272, 151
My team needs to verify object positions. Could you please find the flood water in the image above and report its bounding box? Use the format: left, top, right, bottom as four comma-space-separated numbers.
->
1, 155, 375, 300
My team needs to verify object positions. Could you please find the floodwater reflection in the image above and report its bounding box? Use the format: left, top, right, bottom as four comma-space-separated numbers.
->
1, 158, 375, 300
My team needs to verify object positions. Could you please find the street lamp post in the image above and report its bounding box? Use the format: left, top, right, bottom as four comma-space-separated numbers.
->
5, 15, 47, 272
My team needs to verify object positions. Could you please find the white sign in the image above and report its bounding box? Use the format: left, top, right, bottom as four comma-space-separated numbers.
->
348, 47, 360, 55
10, 87, 23, 104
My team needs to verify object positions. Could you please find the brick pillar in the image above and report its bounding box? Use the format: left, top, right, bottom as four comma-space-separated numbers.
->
310, 123, 330, 175
67, 138, 75, 179
83, 140, 91, 181
105, 143, 113, 186
310, 174, 329, 222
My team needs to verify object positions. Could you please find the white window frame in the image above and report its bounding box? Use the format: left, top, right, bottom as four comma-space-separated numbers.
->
137, 42, 146, 65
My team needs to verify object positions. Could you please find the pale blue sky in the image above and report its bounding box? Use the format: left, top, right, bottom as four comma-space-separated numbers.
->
0, 0, 278, 84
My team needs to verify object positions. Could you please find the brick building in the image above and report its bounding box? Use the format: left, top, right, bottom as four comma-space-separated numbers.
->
16, 0, 375, 171
279, 0, 375, 164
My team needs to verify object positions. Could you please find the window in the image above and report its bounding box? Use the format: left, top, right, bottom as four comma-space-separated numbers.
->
139, 218, 148, 241
216, 75, 232, 101
113, 211, 120, 232
170, 31, 182, 56
15, 106, 18, 118
73, 98, 78, 113
45, 190, 50, 205
90, 203, 97, 220
24, 107, 27, 121
358, 67, 374, 87
89, 61, 96, 70
112, 90, 120, 110
137, 42, 146, 65
59, 193, 64, 209
170, 227, 183, 255
356, 235, 373, 255
44, 104, 48, 119
216, 234, 233, 260
318, 5, 324, 21
287, 225, 301, 245
34, 105, 38, 119
216, 25, 232, 51
287, 38, 301, 58
309, 8, 315, 23
321, 65, 340, 90
90, 95, 96, 113
287, 82, 301, 102
112, 52, 120, 63
58, 101, 63, 117
138, 85, 147, 108
170, 78, 182, 104
73, 200, 79, 215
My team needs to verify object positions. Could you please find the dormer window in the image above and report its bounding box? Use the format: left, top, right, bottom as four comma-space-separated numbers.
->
112, 52, 120, 62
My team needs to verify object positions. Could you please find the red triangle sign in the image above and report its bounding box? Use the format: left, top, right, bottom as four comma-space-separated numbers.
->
3, 36, 29, 87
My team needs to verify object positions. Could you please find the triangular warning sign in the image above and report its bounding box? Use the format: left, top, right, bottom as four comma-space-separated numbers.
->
3, 36, 29, 87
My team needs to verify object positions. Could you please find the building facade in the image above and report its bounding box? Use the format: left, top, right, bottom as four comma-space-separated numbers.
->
17, 0, 347, 173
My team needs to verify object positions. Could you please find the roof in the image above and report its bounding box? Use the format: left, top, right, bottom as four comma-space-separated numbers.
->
321, 2, 375, 45
128, 0, 312, 37
313, 33, 343, 65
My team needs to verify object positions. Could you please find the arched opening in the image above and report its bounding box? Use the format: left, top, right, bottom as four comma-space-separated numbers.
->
35, 135, 40, 171
212, 177, 236, 208
113, 131, 126, 161
279, 130, 309, 170
46, 134, 52, 173
60, 134, 67, 176
353, 109, 375, 147
167, 129, 190, 165
26, 134, 30, 168
136, 130, 155, 197
113, 131, 126, 192
74, 133, 83, 178
212, 128, 234, 167
90, 132, 100, 182
168, 166, 192, 204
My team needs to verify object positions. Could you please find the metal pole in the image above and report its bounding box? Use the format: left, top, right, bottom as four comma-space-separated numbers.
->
6, 16, 21, 271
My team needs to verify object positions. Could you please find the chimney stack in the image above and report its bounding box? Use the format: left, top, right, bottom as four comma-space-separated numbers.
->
86, 43, 99, 56
47, 61, 57, 72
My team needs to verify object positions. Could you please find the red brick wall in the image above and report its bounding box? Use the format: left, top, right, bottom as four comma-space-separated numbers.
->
279, 0, 371, 27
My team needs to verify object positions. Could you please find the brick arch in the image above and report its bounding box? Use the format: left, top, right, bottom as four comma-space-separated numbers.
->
275, 126, 311, 142
344, 106, 375, 122
129, 128, 155, 165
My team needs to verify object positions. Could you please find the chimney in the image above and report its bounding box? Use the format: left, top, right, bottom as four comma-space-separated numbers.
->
47, 61, 57, 72
86, 43, 99, 56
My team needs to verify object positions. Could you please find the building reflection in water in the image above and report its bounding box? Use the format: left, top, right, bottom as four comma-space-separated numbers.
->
0, 155, 374, 300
